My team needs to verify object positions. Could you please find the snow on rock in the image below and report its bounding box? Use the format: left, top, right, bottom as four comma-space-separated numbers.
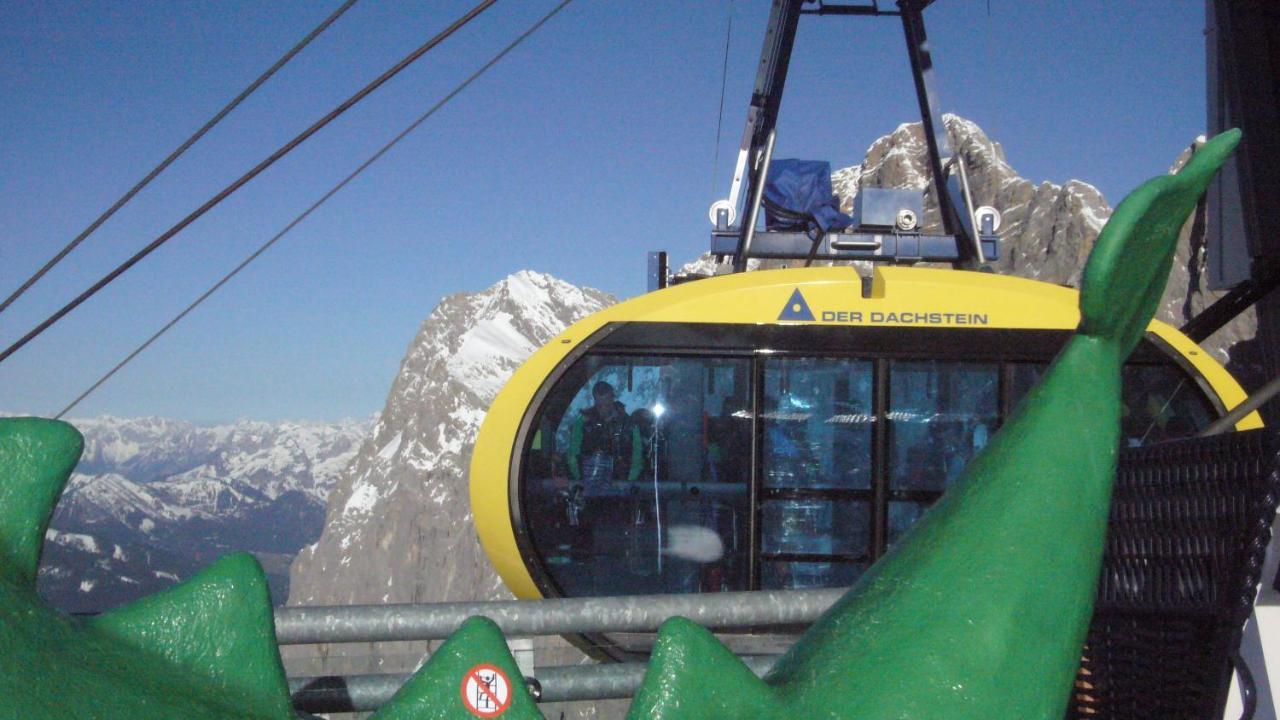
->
45, 529, 100, 555
376, 432, 403, 462
342, 480, 382, 518
284, 271, 614, 695
57, 472, 187, 529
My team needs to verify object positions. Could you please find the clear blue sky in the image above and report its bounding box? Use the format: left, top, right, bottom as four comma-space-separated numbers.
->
0, 0, 1207, 423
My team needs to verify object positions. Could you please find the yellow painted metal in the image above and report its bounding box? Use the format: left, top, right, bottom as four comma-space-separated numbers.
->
468, 265, 1260, 600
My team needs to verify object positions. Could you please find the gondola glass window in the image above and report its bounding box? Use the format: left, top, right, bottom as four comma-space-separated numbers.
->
761, 358, 873, 589
520, 355, 753, 597
1009, 363, 1216, 447
887, 361, 998, 548
516, 334, 1221, 598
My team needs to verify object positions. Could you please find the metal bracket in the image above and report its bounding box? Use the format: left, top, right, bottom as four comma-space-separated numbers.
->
712, 230, 998, 264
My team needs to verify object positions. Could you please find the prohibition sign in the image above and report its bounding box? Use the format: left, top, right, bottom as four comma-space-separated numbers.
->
460, 663, 512, 717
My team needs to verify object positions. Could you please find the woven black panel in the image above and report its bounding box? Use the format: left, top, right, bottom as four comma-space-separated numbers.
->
1065, 428, 1279, 720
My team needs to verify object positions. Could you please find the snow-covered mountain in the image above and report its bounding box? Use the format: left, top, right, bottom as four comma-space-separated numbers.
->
35, 415, 371, 613
283, 271, 620, 715
288, 271, 613, 612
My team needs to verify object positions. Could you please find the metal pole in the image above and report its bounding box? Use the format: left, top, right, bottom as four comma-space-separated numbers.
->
898, 0, 972, 263
274, 587, 844, 645
289, 656, 779, 712
1199, 371, 1280, 436
952, 156, 986, 264
736, 129, 777, 271
653, 420, 663, 575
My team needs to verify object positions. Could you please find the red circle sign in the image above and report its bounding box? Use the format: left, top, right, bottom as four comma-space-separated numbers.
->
460, 663, 512, 717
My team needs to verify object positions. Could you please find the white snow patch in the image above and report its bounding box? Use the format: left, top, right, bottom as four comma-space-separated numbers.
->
46, 529, 100, 554
377, 432, 403, 462
343, 482, 381, 517
1078, 202, 1112, 234
448, 312, 538, 402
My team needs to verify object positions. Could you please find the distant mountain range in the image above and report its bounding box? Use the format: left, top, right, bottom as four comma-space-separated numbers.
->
32, 415, 371, 613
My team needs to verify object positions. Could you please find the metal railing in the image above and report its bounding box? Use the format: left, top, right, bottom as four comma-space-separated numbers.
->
275, 587, 843, 644
290, 656, 780, 712
278, 587, 843, 713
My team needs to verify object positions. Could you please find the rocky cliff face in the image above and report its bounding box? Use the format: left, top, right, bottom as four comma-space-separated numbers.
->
858, 116, 1253, 370
288, 271, 613, 609
283, 271, 617, 715
838, 115, 1112, 287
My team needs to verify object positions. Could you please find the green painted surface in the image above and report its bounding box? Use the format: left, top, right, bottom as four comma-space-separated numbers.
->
0, 417, 541, 719
627, 129, 1242, 720
0, 130, 1240, 719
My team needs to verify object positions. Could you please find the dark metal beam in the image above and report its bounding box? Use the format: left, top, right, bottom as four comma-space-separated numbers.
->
732, 0, 806, 272
714, 229, 998, 263
898, 0, 966, 262
800, 2, 899, 16
1181, 256, 1280, 343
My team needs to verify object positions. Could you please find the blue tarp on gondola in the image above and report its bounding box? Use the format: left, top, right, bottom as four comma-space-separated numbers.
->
763, 159, 853, 233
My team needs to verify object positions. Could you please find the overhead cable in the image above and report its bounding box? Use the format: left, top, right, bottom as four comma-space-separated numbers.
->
0, 0, 499, 367
0, 0, 360, 317
710, 0, 735, 200
57, 0, 575, 418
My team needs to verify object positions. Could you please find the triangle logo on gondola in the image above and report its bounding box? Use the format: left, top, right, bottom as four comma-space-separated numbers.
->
778, 288, 815, 321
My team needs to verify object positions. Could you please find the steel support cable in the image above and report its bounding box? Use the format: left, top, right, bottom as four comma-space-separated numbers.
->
0, 0, 359, 318
56, 0, 576, 419
709, 0, 735, 200
0, 0, 498, 367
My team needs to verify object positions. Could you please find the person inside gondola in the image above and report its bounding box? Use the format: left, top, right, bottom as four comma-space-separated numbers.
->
564, 380, 642, 564
566, 380, 642, 492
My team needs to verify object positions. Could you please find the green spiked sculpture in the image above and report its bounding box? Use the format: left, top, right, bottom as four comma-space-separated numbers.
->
0, 417, 543, 719
628, 129, 1243, 720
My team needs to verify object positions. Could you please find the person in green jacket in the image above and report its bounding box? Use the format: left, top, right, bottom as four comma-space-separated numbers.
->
566, 380, 642, 492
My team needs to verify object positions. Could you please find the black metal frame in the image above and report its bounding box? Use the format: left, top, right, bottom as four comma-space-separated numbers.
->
725, 0, 804, 271
898, 0, 962, 244
508, 322, 1225, 609
1176, 1, 1280, 380
717, 0, 987, 269
712, 228, 998, 264
1183, 256, 1280, 343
